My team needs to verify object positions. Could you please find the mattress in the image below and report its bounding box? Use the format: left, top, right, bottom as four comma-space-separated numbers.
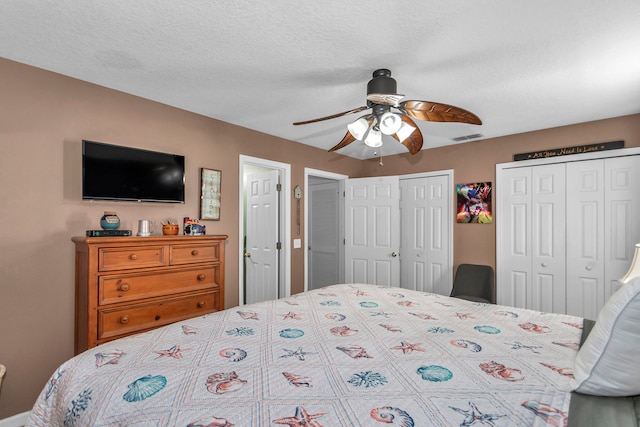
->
29, 283, 588, 426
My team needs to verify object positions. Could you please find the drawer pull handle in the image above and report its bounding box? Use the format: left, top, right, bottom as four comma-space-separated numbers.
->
197, 274, 206, 281
191, 250, 199, 256
120, 316, 129, 324
197, 301, 206, 308
129, 254, 138, 260
118, 282, 131, 292
155, 315, 161, 321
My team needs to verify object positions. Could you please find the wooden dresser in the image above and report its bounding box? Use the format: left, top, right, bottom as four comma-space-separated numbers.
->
72, 234, 227, 353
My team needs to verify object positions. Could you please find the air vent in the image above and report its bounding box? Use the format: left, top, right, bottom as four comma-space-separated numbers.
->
452, 133, 484, 142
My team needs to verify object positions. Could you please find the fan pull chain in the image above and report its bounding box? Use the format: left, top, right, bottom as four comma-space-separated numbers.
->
374, 151, 383, 166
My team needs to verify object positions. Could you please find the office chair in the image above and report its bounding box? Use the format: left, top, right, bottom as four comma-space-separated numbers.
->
450, 264, 496, 304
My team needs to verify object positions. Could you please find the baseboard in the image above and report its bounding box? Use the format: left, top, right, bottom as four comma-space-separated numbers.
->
0, 412, 29, 427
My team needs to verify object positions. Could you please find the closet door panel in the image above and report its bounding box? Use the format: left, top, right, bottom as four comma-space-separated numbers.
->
566, 160, 604, 318
604, 156, 640, 298
531, 164, 566, 313
498, 168, 531, 308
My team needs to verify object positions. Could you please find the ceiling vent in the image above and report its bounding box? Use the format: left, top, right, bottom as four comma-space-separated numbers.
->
452, 133, 484, 142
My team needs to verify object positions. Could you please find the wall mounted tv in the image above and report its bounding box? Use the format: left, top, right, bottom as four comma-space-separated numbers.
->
82, 140, 185, 203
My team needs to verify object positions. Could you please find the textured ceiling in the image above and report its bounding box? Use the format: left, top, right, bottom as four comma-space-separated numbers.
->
1, 0, 639, 159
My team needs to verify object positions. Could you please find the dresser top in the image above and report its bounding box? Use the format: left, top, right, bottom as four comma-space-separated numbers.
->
72, 234, 229, 245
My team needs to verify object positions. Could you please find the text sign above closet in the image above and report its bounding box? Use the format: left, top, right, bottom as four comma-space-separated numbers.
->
514, 140, 624, 161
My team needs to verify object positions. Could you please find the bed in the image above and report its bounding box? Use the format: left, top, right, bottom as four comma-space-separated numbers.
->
28, 282, 640, 426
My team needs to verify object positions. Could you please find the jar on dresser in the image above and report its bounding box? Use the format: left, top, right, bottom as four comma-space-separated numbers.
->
72, 234, 228, 353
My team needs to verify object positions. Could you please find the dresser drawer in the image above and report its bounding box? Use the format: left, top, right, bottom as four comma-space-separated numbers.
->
99, 246, 167, 271
98, 266, 220, 306
98, 292, 219, 340
170, 242, 220, 265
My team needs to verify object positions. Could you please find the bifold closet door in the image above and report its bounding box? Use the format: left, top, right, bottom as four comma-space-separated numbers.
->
566, 156, 640, 319
498, 164, 565, 312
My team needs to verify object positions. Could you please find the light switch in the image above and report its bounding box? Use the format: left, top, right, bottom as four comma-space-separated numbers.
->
293, 239, 302, 249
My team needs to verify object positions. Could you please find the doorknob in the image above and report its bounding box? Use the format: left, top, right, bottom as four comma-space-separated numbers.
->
244, 252, 252, 258
391, 252, 398, 257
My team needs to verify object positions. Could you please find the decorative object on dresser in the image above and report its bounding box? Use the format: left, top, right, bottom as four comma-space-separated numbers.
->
72, 234, 227, 354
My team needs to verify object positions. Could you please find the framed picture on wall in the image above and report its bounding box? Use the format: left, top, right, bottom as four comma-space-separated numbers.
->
200, 168, 221, 220
456, 182, 492, 224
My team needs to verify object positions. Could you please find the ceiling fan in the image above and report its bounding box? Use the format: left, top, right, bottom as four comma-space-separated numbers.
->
293, 69, 482, 155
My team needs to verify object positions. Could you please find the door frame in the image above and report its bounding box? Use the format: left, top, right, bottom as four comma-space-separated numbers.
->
304, 168, 348, 291
239, 155, 291, 305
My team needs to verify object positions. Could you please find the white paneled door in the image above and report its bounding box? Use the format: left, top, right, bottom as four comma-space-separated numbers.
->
245, 170, 280, 304
603, 156, 640, 297
345, 176, 400, 286
566, 160, 605, 318
497, 150, 640, 318
497, 164, 566, 313
566, 156, 640, 318
400, 174, 452, 296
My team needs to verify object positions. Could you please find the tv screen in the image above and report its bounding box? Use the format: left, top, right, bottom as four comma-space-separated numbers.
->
82, 140, 185, 203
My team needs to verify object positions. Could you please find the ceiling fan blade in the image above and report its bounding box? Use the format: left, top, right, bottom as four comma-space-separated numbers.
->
293, 106, 368, 125
399, 100, 482, 125
391, 115, 423, 155
328, 130, 357, 153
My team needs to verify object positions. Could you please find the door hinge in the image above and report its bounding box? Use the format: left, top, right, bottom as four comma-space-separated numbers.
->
344, 238, 346, 245
276, 241, 282, 250
276, 183, 282, 192
343, 191, 345, 197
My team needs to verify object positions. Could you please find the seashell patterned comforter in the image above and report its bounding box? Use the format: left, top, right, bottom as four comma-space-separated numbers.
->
28, 284, 584, 426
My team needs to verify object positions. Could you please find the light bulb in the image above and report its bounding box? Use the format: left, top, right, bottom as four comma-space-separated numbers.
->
379, 112, 402, 135
347, 118, 370, 140
364, 128, 382, 147
395, 122, 416, 142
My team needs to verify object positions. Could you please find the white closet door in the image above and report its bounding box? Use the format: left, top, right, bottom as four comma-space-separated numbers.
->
345, 176, 400, 286
531, 164, 566, 313
498, 164, 565, 311
245, 170, 280, 304
566, 160, 605, 319
604, 156, 640, 299
497, 167, 532, 308
400, 174, 452, 295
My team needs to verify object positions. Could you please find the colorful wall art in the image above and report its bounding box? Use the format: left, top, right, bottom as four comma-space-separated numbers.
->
456, 182, 492, 224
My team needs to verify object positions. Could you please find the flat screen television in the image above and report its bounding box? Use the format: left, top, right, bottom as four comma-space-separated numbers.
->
82, 140, 185, 203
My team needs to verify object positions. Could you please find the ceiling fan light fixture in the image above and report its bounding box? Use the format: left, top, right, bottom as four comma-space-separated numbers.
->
379, 112, 402, 135
364, 128, 382, 148
396, 122, 416, 142
347, 117, 370, 140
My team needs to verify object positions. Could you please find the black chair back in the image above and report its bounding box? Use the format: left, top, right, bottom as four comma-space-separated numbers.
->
450, 264, 496, 304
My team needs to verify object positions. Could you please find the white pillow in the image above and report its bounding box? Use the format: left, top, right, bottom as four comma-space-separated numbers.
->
571, 277, 640, 396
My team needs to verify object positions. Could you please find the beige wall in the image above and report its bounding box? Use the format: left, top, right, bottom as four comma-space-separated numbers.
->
0, 57, 638, 418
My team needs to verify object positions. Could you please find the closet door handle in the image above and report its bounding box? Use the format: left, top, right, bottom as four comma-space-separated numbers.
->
391, 252, 398, 257
585, 265, 592, 271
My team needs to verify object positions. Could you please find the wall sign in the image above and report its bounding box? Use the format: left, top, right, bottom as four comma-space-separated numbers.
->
514, 140, 624, 161
200, 168, 221, 220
